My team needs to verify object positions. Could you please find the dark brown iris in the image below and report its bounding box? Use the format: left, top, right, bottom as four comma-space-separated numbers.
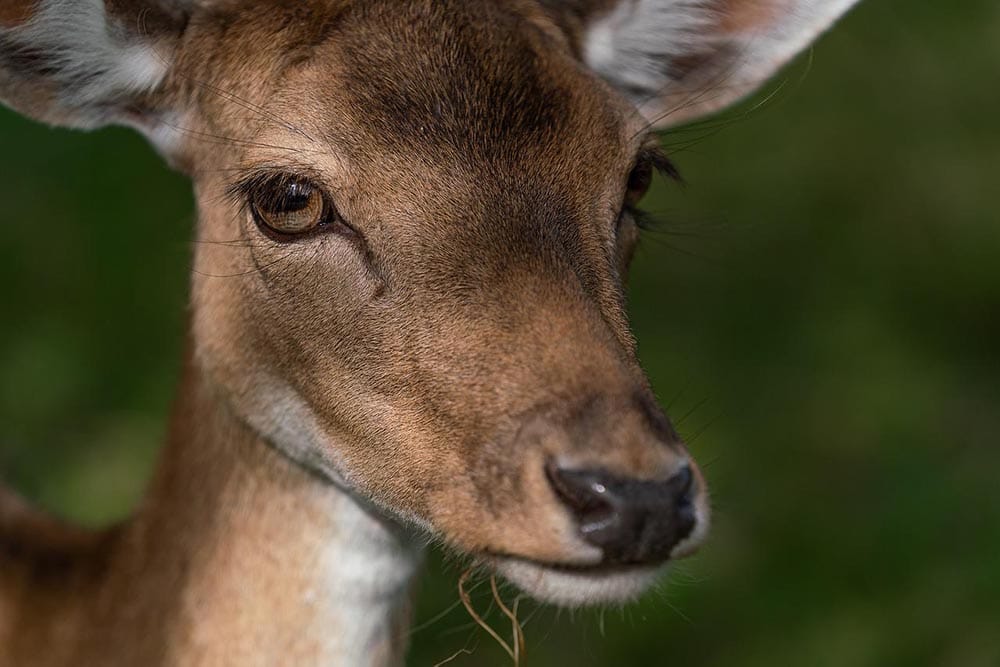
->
250, 178, 328, 236
625, 160, 653, 207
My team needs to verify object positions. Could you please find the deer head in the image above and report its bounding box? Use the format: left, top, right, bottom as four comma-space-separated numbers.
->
0, 0, 857, 605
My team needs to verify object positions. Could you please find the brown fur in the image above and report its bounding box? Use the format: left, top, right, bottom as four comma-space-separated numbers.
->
0, 0, 35, 28
2, 351, 414, 665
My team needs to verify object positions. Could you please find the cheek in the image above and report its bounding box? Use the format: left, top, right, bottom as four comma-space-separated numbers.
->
190, 219, 380, 413
190, 232, 404, 487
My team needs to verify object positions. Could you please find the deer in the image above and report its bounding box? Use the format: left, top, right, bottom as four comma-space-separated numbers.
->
0, 0, 860, 664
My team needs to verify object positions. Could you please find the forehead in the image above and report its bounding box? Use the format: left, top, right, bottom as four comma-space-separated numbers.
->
280, 0, 634, 182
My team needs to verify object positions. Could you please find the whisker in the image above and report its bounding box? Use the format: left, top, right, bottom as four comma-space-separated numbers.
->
142, 36, 317, 143
409, 581, 486, 636
638, 235, 721, 264
630, 41, 760, 138
687, 408, 726, 445
185, 78, 316, 143
666, 379, 691, 411
676, 395, 711, 427
633, 26, 812, 143
157, 120, 326, 155
193, 245, 301, 278
192, 238, 269, 249
432, 648, 474, 667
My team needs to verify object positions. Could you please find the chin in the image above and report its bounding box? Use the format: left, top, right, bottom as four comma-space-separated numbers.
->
492, 557, 667, 607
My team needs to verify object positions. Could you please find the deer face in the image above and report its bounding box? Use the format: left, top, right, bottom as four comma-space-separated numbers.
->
0, 0, 858, 604
182, 1, 712, 604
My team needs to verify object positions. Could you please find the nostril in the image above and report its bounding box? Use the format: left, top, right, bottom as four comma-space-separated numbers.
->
545, 465, 618, 530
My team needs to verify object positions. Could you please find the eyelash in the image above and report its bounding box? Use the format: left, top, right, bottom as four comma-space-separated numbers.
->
621, 155, 680, 234
625, 206, 662, 232
226, 170, 313, 207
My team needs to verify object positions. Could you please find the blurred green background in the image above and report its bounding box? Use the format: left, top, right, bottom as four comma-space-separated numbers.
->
2, 1, 998, 665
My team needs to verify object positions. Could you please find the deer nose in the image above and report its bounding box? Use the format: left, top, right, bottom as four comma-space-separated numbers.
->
546, 464, 697, 564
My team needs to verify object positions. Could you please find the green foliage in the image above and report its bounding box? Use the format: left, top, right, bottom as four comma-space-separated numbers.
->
1, 1, 997, 664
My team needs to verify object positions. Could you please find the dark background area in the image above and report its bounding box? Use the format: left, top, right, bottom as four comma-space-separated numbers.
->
1, 1, 998, 665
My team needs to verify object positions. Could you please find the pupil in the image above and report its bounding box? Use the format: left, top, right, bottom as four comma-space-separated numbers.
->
279, 182, 313, 211
629, 163, 652, 197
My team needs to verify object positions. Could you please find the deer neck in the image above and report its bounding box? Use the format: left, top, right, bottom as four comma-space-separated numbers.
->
111, 353, 423, 666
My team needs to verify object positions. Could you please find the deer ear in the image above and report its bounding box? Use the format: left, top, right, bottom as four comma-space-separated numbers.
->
547, 0, 859, 128
0, 0, 189, 130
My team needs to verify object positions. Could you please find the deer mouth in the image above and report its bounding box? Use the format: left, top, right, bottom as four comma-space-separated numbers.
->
482, 492, 710, 606
490, 555, 667, 606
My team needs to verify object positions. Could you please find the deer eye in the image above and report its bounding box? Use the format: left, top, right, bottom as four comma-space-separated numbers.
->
624, 159, 654, 208
248, 176, 333, 237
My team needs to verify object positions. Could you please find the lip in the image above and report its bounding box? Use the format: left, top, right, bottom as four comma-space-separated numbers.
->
481, 499, 710, 607
489, 553, 668, 607
488, 551, 663, 575
481, 496, 710, 607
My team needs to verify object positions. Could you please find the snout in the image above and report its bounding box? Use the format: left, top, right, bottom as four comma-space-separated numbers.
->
546, 463, 696, 564
492, 454, 709, 606
482, 394, 710, 606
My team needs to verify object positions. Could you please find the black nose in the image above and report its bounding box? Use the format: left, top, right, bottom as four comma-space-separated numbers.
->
546, 464, 697, 565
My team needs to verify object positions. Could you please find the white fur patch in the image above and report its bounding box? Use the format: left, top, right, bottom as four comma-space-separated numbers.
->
584, 0, 716, 99
237, 375, 437, 534
0, 0, 168, 127
239, 376, 355, 486
313, 493, 422, 664
496, 557, 665, 606
134, 111, 187, 156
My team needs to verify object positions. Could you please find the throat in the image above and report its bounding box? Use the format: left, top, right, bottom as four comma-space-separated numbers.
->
285, 489, 423, 666
113, 358, 423, 666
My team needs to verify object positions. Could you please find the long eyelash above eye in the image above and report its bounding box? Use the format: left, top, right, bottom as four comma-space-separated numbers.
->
623, 147, 682, 237
225, 170, 289, 205
225, 167, 329, 206
639, 147, 684, 185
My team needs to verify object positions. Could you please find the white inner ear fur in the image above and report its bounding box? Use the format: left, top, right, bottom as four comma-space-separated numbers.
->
582, 0, 860, 126
0, 0, 168, 128
584, 0, 717, 99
